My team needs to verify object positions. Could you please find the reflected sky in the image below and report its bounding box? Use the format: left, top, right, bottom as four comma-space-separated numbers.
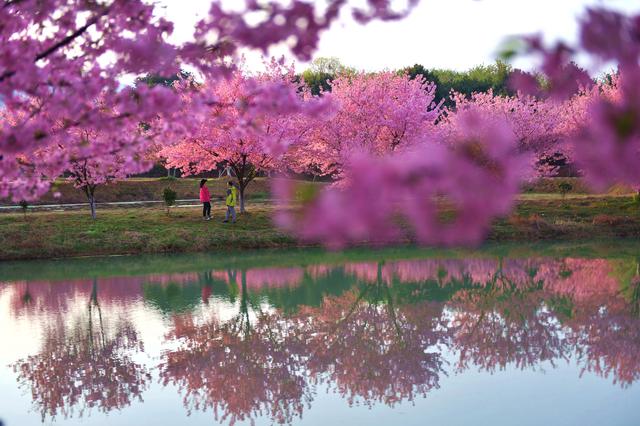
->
1, 247, 639, 426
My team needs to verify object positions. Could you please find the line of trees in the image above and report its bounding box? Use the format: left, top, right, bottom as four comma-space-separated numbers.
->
300, 57, 515, 104
23, 58, 617, 221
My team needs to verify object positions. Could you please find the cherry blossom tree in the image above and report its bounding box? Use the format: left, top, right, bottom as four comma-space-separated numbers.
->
557, 75, 620, 143
3, 90, 159, 218
448, 284, 570, 373
289, 72, 441, 180
160, 274, 311, 425
273, 6, 640, 248
510, 7, 640, 191
49, 123, 151, 219
276, 110, 530, 248
297, 272, 446, 407
0, 1, 180, 201
161, 63, 322, 213
445, 90, 564, 175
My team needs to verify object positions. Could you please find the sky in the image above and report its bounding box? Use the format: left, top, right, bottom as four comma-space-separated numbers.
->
154, 0, 640, 72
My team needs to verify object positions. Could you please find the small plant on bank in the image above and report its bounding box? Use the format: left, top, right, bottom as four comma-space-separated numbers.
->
19, 200, 28, 220
633, 188, 640, 207
558, 182, 573, 197
163, 187, 177, 215
558, 182, 573, 200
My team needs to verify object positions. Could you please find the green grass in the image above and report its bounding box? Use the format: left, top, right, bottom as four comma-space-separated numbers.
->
1, 194, 639, 261
0, 205, 295, 260
489, 195, 640, 242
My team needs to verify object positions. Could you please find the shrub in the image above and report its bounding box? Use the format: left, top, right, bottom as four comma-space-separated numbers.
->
162, 187, 177, 215
19, 200, 28, 220
558, 182, 573, 198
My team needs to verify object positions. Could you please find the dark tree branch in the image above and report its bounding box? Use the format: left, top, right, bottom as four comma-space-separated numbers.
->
35, 7, 111, 62
0, 5, 111, 84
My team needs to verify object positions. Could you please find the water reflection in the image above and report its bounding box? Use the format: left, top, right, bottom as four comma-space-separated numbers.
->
11, 279, 150, 421
2, 254, 640, 424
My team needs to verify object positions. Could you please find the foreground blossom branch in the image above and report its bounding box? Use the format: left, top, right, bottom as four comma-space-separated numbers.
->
273, 6, 640, 248
1, 0, 415, 201
276, 110, 530, 248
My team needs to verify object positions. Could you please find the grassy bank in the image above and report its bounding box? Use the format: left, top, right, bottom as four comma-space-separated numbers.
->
0, 205, 294, 260
1, 194, 639, 261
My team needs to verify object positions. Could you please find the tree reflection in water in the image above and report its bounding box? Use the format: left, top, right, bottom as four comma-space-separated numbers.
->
4, 255, 640, 425
160, 269, 311, 426
11, 279, 150, 421
298, 262, 446, 407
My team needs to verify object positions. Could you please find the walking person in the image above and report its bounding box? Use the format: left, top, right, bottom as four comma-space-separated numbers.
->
223, 180, 237, 223
200, 179, 211, 221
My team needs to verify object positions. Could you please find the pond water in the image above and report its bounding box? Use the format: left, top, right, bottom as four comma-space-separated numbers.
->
1, 243, 639, 426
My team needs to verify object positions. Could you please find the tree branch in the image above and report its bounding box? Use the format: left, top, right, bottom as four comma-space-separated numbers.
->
0, 5, 111, 84
35, 7, 111, 62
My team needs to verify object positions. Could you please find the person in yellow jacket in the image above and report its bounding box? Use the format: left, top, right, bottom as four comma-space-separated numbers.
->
223, 180, 237, 223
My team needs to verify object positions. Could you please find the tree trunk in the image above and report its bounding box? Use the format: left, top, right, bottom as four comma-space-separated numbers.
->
85, 186, 97, 220
90, 278, 98, 306
240, 270, 251, 336
89, 195, 97, 220
239, 186, 246, 213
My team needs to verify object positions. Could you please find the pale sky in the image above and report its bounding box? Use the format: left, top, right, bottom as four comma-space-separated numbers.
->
154, 0, 640, 72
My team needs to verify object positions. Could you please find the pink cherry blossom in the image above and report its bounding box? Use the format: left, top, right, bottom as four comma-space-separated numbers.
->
276, 110, 530, 248
288, 72, 441, 180
161, 62, 328, 212
571, 71, 640, 190
444, 90, 564, 175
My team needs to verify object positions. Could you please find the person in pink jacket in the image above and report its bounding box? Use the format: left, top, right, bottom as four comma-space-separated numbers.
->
199, 179, 211, 221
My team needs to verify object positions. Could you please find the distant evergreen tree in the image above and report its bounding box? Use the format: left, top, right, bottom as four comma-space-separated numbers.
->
299, 59, 516, 103
400, 61, 514, 106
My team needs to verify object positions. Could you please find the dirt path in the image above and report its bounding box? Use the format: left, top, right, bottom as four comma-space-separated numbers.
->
0, 198, 273, 212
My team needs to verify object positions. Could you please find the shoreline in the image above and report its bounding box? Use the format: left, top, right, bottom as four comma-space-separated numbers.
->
1, 193, 640, 261
2, 239, 640, 282
2, 230, 640, 262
